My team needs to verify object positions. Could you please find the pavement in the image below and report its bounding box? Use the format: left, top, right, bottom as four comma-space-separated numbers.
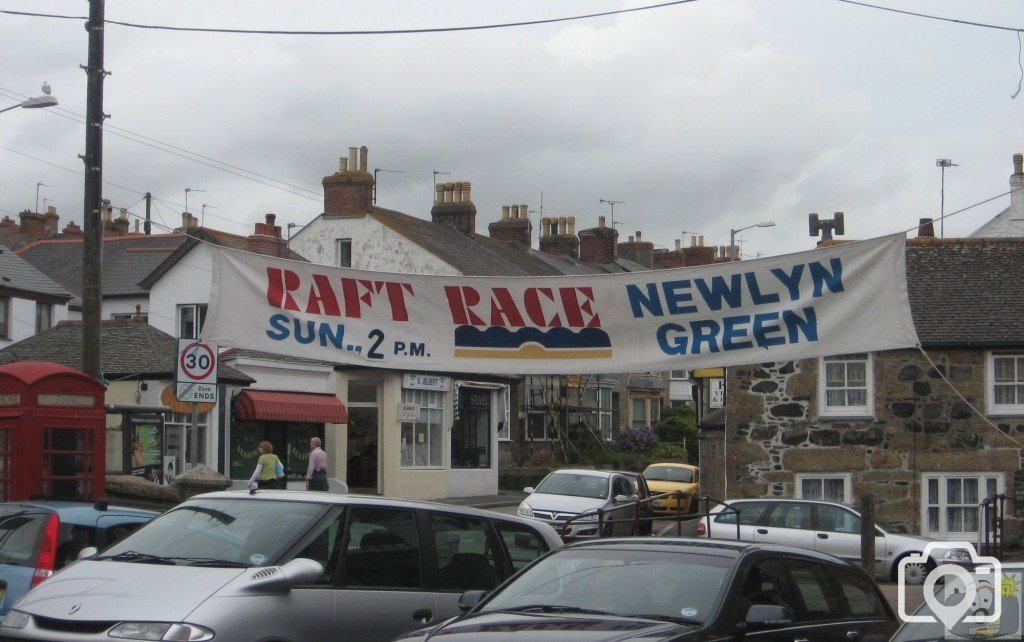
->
440, 490, 526, 510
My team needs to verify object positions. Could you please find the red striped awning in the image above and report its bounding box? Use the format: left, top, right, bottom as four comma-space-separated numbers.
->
233, 390, 348, 424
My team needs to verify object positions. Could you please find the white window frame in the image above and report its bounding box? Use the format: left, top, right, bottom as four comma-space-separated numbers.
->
0, 295, 8, 338
400, 388, 445, 468
818, 353, 874, 419
177, 303, 208, 339
920, 472, 1004, 539
335, 238, 352, 268
795, 473, 852, 503
35, 301, 52, 333
987, 351, 1024, 417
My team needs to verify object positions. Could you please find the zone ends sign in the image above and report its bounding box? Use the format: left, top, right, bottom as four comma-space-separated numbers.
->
176, 339, 219, 403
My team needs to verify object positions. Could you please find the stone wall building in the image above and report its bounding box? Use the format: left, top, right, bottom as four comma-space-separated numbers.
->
701, 237, 1024, 541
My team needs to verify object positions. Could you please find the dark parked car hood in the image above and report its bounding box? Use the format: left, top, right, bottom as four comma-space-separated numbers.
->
407, 611, 692, 641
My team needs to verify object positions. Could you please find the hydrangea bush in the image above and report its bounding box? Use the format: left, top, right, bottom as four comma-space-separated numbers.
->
615, 426, 658, 455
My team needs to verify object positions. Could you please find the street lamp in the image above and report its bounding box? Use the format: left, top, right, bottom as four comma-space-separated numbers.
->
729, 221, 775, 260
936, 158, 958, 238
0, 82, 58, 114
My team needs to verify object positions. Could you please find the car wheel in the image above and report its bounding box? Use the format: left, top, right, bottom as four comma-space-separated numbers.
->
900, 558, 933, 585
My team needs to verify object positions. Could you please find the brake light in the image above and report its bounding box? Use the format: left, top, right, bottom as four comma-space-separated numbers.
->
31, 513, 60, 587
696, 521, 706, 537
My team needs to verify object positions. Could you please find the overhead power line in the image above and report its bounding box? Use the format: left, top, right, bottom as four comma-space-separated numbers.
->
2, 2, 699, 35
2, 1, 1020, 36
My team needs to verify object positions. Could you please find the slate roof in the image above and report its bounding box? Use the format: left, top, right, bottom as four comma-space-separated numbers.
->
970, 205, 1024, 238
0, 244, 73, 302
352, 207, 634, 277
221, 348, 337, 368
16, 233, 188, 301
906, 238, 1024, 347
0, 319, 254, 383
140, 228, 305, 289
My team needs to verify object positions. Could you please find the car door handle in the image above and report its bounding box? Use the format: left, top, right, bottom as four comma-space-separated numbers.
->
846, 631, 862, 641
756, 528, 768, 534
413, 609, 433, 623
817, 533, 829, 539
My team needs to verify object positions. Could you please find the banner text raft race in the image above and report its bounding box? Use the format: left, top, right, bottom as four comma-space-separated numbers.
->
202, 234, 919, 375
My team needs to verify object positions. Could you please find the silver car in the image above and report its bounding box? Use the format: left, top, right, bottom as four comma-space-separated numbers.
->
696, 498, 971, 584
517, 469, 641, 539
0, 490, 562, 642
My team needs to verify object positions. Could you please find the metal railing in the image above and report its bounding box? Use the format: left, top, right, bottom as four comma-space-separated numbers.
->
980, 492, 1006, 559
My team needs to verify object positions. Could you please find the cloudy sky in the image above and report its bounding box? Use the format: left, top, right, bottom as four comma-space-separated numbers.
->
1, 1, 1021, 260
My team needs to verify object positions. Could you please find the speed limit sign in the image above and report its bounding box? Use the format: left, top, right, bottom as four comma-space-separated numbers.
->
176, 339, 219, 403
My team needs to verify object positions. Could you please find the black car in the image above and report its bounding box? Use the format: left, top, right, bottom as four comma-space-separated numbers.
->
396, 538, 898, 642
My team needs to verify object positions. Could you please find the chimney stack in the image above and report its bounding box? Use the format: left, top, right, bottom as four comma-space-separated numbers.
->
578, 216, 618, 264
61, 220, 83, 236
431, 180, 477, 235
617, 229, 655, 268
18, 210, 47, 241
488, 203, 533, 246
539, 214, 580, 258
323, 145, 375, 216
44, 205, 59, 235
1010, 152, 1024, 220
248, 213, 288, 257
180, 211, 199, 230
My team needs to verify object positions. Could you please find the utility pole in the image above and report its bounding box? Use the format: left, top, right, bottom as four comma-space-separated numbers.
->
81, 0, 106, 380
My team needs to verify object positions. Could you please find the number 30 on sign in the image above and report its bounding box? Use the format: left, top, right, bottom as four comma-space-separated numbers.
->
176, 339, 219, 403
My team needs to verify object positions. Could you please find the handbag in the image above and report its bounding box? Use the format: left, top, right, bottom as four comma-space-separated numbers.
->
274, 457, 285, 478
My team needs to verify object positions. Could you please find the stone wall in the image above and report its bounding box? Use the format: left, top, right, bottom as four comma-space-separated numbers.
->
713, 349, 1024, 535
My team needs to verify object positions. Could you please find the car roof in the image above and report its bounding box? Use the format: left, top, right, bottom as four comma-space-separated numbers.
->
562, 536, 869, 567
0, 500, 158, 522
546, 469, 637, 479
189, 490, 554, 529
710, 498, 851, 511
644, 462, 698, 470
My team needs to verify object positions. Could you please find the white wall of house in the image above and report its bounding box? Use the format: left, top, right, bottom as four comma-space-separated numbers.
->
148, 243, 215, 337
0, 295, 70, 348
290, 215, 461, 274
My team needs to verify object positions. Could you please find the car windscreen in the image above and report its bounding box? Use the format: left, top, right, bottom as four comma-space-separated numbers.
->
643, 466, 693, 483
100, 499, 330, 567
481, 548, 730, 624
0, 508, 48, 568
534, 473, 608, 499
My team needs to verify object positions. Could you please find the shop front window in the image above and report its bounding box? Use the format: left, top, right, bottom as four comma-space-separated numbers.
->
401, 389, 444, 468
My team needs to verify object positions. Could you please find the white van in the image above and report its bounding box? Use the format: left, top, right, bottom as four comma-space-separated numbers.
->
0, 490, 562, 642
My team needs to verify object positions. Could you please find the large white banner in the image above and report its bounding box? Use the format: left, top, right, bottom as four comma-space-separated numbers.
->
203, 234, 919, 375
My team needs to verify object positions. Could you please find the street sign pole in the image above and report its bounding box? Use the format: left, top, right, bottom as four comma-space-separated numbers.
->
176, 339, 218, 469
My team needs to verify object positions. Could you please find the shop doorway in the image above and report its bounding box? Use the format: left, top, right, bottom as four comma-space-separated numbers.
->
346, 381, 379, 493
452, 387, 491, 469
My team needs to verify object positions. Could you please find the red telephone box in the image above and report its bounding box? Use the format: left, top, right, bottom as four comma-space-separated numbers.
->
0, 361, 107, 502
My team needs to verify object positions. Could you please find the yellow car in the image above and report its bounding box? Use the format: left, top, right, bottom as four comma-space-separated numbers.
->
642, 463, 700, 515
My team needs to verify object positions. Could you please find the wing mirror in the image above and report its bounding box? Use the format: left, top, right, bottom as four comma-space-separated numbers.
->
523, 487, 535, 494
459, 590, 488, 612
78, 546, 98, 560
744, 604, 793, 629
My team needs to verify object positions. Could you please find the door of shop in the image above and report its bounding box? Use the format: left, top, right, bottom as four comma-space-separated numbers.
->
347, 382, 379, 493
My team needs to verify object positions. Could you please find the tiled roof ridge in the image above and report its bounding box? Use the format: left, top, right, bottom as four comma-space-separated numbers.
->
907, 236, 1024, 246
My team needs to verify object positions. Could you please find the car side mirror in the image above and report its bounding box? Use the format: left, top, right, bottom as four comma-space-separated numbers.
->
459, 590, 488, 612
78, 546, 98, 560
523, 487, 535, 494
744, 604, 793, 629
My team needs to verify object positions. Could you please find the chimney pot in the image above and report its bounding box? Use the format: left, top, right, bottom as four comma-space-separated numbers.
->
348, 147, 358, 173
568, 216, 576, 236
359, 145, 368, 172
444, 182, 454, 204
119, 207, 128, 221
1014, 153, 1023, 177
599, 215, 606, 228
339, 157, 348, 172
675, 239, 681, 251
917, 218, 935, 238
265, 213, 276, 226
501, 205, 510, 219
519, 204, 528, 219
635, 230, 642, 240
